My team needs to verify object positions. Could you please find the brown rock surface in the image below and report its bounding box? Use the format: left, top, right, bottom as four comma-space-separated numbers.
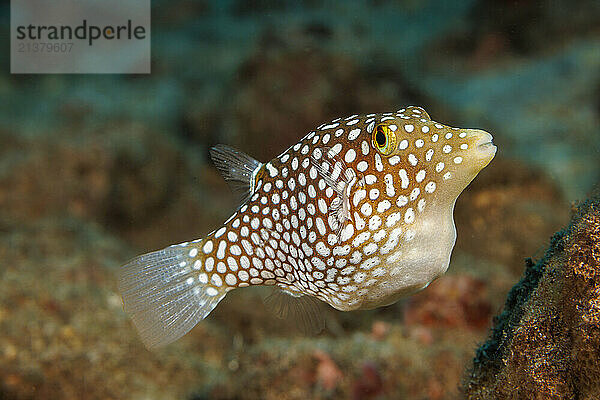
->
464, 189, 600, 399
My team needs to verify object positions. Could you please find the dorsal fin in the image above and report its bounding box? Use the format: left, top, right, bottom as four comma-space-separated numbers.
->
209, 144, 262, 204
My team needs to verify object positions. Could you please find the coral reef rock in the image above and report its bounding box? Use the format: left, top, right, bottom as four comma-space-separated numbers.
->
464, 189, 600, 399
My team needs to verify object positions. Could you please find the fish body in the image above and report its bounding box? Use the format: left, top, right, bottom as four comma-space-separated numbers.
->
119, 106, 496, 348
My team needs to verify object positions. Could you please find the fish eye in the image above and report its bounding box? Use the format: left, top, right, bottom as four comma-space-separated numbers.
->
375, 127, 386, 146
372, 124, 397, 156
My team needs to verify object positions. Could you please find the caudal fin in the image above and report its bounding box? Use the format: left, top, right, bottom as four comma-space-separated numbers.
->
118, 244, 226, 349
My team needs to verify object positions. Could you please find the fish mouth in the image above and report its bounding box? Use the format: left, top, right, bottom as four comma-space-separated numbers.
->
477, 140, 496, 151
472, 130, 497, 159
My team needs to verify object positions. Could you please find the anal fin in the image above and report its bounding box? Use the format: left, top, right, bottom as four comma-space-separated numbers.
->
263, 288, 326, 335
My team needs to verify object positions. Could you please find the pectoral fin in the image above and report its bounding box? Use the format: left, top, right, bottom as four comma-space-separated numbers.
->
310, 147, 359, 240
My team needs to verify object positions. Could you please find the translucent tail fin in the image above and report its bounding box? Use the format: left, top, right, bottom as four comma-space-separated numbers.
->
118, 244, 226, 349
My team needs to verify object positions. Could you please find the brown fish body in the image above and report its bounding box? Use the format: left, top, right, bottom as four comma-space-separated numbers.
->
119, 106, 496, 348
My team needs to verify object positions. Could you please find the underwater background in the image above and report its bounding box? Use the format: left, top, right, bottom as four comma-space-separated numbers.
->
1, 0, 599, 399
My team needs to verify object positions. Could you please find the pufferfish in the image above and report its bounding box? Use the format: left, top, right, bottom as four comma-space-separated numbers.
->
118, 106, 496, 348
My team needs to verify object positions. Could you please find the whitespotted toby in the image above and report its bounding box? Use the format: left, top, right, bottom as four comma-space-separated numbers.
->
119, 106, 497, 348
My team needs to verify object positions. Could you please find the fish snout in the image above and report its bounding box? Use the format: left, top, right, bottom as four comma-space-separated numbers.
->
441, 127, 497, 197
466, 129, 497, 165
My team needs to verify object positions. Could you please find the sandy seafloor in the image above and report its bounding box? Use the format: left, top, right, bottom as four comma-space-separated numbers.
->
0, 0, 599, 399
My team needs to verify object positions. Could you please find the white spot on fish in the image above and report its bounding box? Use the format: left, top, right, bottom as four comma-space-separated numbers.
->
345, 149, 357, 163
425, 181, 436, 193
384, 174, 395, 197
348, 128, 361, 140
399, 169, 409, 188
266, 162, 278, 177
374, 153, 383, 172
